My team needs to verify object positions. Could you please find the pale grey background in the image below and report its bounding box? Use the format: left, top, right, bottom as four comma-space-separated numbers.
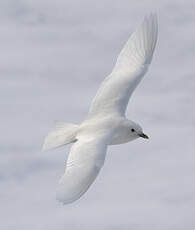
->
1, 0, 195, 229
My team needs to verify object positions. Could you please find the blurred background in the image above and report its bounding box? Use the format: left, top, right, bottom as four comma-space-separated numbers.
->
1, 0, 195, 229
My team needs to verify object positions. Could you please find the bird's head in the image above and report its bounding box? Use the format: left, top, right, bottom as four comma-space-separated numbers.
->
128, 121, 149, 140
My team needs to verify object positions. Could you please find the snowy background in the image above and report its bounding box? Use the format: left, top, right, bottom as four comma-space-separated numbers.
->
1, 0, 195, 229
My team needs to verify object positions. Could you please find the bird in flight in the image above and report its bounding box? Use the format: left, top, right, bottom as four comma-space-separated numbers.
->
43, 14, 158, 204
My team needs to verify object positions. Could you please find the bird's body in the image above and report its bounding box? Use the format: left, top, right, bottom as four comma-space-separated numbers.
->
43, 14, 158, 204
79, 116, 141, 145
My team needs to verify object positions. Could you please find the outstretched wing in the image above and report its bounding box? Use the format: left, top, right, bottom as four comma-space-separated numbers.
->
89, 14, 158, 117
56, 136, 108, 204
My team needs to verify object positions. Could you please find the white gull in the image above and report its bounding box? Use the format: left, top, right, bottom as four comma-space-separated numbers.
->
43, 13, 158, 204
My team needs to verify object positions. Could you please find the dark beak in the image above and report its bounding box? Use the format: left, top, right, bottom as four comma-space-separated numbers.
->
139, 133, 149, 139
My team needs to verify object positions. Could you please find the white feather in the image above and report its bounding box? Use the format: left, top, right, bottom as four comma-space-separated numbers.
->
42, 122, 78, 151
56, 135, 109, 204
89, 13, 158, 116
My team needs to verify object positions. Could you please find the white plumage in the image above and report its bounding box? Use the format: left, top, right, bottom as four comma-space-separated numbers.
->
43, 13, 158, 204
89, 13, 158, 116
56, 136, 108, 204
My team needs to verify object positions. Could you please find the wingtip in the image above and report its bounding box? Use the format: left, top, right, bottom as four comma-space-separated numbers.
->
142, 13, 158, 37
56, 188, 77, 205
144, 12, 158, 22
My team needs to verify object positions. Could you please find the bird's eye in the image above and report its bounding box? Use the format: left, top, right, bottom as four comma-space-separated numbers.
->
131, 128, 135, 132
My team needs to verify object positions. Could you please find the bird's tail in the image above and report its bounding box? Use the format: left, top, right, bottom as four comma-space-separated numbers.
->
42, 122, 79, 151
